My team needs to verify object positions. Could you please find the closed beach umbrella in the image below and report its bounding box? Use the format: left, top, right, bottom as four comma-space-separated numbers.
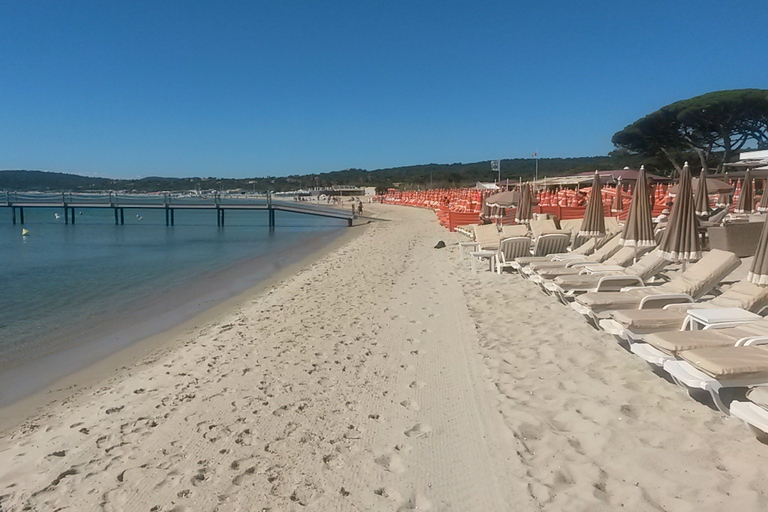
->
486, 189, 520, 223
693, 167, 710, 217
716, 192, 731, 208
658, 162, 701, 266
485, 190, 520, 209
619, 165, 655, 252
611, 177, 624, 213
515, 184, 533, 224
735, 168, 755, 214
480, 200, 491, 221
578, 171, 606, 238
748, 216, 768, 285
759, 179, 768, 213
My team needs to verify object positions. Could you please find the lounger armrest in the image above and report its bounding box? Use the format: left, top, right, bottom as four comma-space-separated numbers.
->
564, 260, 597, 268
578, 267, 616, 275
552, 254, 586, 262
594, 275, 644, 292
738, 336, 768, 347
638, 294, 694, 310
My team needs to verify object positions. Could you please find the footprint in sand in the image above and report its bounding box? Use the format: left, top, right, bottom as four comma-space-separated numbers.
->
409, 381, 426, 389
395, 443, 412, 453
404, 423, 432, 439
375, 453, 406, 474
232, 466, 256, 485
398, 492, 433, 511
399, 399, 420, 411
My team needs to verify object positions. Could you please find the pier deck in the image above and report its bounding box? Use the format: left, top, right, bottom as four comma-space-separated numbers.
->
2, 192, 356, 227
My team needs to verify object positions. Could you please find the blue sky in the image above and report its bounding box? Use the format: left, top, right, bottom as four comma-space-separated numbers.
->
1, 1, 766, 179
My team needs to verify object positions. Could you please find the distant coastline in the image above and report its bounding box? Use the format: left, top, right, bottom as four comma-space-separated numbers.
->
0, 154, 653, 193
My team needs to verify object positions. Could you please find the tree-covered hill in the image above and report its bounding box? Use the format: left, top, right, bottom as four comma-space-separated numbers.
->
0, 152, 656, 193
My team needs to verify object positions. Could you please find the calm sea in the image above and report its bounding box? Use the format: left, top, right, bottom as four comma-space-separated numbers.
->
0, 205, 347, 406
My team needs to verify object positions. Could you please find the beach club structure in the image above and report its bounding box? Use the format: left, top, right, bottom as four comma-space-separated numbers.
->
380, 169, 673, 232
383, 162, 768, 443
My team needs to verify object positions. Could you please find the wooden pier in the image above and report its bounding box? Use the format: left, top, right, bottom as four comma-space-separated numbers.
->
2, 192, 355, 228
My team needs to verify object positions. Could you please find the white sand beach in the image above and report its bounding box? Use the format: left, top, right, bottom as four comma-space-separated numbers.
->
2, 203, 768, 511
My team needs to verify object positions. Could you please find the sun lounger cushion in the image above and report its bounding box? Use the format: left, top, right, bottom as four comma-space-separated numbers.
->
528, 236, 622, 273
534, 245, 638, 279
680, 346, 768, 381
712, 281, 768, 312
607, 280, 768, 333
645, 323, 768, 356
661, 250, 741, 296
610, 309, 691, 333
473, 224, 501, 250
500, 225, 529, 238
551, 253, 668, 292
575, 249, 740, 315
529, 219, 558, 238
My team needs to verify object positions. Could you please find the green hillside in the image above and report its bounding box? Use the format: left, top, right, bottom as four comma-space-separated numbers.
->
0, 152, 660, 193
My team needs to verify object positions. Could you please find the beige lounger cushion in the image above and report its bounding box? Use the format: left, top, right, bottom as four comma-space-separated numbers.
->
534, 245, 638, 280
681, 346, 768, 381
500, 224, 529, 238
528, 236, 622, 272
645, 322, 768, 356
473, 224, 501, 250
712, 281, 768, 312
608, 280, 768, 333
529, 219, 558, 239
575, 249, 740, 314
662, 250, 740, 296
551, 253, 668, 292
611, 309, 690, 333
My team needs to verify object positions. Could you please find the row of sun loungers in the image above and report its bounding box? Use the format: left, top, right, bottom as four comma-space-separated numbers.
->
461, 221, 768, 442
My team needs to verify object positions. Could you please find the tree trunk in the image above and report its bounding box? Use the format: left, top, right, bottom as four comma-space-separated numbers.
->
660, 148, 683, 176
692, 147, 709, 172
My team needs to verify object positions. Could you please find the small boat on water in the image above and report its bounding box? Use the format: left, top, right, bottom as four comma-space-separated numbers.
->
22, 228, 30, 236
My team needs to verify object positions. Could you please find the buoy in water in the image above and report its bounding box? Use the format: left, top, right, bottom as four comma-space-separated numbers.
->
22, 228, 30, 236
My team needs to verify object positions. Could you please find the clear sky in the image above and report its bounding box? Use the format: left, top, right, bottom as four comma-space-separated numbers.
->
1, 1, 766, 179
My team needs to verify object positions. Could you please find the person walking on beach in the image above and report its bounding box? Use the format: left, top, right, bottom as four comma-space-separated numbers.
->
358, 201, 363, 216
352, 203, 356, 217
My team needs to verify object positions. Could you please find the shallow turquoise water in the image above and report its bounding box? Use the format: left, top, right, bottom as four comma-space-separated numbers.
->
0, 206, 346, 405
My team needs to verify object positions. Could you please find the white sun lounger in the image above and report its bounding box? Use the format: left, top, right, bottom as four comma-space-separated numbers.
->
544, 251, 668, 304
663, 342, 768, 414
730, 386, 768, 441
570, 249, 741, 326
600, 279, 768, 344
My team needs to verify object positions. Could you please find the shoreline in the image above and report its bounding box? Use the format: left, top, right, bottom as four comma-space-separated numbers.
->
0, 219, 370, 434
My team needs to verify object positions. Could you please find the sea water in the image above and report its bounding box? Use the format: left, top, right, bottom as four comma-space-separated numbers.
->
0, 205, 347, 406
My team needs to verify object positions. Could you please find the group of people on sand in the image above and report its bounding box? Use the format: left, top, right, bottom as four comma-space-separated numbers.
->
351, 199, 363, 216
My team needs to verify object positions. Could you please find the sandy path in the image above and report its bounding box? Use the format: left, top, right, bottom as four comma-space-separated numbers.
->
0, 204, 526, 511
460, 260, 768, 511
